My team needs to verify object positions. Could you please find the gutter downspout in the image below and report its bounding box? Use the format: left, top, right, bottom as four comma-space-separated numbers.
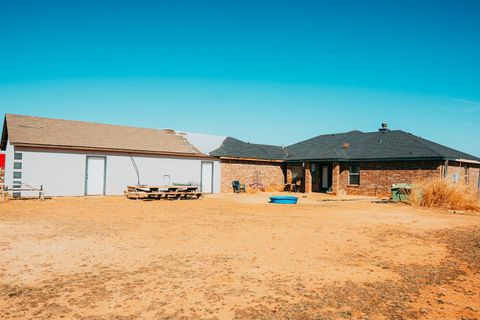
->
130, 155, 141, 186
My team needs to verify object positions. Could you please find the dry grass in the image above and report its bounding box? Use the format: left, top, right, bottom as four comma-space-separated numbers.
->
1, 195, 480, 319
409, 178, 480, 212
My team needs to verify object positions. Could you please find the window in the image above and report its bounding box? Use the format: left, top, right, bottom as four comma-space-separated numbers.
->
14, 152, 22, 160
453, 172, 460, 184
349, 164, 360, 185
13, 172, 22, 179
464, 166, 469, 184
14, 162, 22, 170
13, 180, 21, 188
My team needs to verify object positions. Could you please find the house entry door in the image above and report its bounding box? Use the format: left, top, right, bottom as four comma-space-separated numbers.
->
322, 166, 329, 189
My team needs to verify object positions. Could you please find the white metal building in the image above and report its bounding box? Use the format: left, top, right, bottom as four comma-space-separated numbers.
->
1, 114, 221, 197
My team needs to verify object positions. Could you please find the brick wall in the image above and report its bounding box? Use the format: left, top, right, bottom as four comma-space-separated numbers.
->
337, 161, 443, 197
443, 161, 480, 191
220, 159, 285, 193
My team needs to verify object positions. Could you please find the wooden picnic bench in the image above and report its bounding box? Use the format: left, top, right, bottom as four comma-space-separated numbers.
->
125, 185, 202, 200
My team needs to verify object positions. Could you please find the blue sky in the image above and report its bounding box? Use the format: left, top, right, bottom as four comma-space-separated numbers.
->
1, 0, 479, 155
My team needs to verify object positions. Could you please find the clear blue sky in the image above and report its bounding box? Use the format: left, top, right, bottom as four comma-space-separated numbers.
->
1, 0, 479, 156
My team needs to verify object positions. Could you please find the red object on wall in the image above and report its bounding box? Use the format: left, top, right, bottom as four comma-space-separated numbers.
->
0, 153, 5, 169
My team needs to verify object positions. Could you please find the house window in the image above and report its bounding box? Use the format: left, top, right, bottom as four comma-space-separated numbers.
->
14, 162, 22, 170
453, 172, 460, 184
14, 152, 22, 160
13, 172, 22, 179
13, 180, 21, 188
349, 164, 360, 185
464, 166, 469, 184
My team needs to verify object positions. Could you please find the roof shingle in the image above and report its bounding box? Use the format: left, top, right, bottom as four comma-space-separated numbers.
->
2, 114, 203, 156
210, 137, 287, 160
285, 130, 480, 161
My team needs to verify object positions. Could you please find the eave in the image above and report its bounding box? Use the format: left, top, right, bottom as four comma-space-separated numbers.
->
12, 142, 216, 159
219, 156, 284, 163
284, 156, 454, 163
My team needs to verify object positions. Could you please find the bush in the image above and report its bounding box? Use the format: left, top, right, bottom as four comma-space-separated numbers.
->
409, 178, 480, 212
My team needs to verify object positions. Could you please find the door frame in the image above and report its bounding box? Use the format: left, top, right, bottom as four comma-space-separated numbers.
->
84, 156, 107, 196
319, 163, 333, 192
200, 161, 214, 193
311, 162, 333, 193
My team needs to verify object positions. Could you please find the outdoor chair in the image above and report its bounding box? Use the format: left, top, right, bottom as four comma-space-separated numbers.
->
292, 178, 302, 193
232, 180, 246, 193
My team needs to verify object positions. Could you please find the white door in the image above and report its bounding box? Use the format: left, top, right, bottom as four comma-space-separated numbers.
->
201, 162, 213, 193
86, 157, 106, 195
322, 166, 329, 189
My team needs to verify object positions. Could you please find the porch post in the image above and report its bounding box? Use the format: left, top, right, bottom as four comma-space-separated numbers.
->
332, 162, 340, 195
286, 164, 293, 184
304, 161, 312, 193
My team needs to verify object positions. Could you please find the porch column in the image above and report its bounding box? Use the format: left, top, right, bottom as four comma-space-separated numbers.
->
286, 164, 293, 183
304, 161, 312, 193
331, 162, 340, 195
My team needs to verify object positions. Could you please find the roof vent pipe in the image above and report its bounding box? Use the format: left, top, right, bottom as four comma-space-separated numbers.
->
379, 123, 389, 132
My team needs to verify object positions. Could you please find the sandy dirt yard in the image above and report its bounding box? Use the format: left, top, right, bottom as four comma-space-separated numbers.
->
0, 193, 479, 320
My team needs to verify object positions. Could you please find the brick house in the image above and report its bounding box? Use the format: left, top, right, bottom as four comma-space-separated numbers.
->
210, 137, 287, 192
2, 114, 479, 197
210, 125, 480, 196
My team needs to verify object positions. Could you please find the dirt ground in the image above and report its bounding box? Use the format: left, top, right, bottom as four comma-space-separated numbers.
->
0, 193, 479, 320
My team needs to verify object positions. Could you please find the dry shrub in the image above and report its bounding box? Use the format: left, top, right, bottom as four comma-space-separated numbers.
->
409, 178, 480, 212
246, 188, 259, 194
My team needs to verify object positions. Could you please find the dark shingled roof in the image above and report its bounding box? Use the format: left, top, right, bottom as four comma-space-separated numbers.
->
285, 130, 480, 162
210, 137, 287, 160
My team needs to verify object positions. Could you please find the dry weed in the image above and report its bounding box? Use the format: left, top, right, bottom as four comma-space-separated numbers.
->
409, 178, 480, 212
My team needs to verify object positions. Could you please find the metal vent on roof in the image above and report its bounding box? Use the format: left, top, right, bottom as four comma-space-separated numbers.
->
379, 123, 389, 132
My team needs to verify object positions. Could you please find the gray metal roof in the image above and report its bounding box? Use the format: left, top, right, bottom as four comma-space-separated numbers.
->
210, 137, 287, 160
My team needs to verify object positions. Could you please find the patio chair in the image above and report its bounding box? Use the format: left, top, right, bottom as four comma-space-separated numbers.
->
232, 180, 246, 193
292, 178, 302, 193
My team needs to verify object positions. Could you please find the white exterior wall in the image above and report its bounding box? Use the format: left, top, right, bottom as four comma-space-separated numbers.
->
14, 147, 220, 196
4, 138, 14, 188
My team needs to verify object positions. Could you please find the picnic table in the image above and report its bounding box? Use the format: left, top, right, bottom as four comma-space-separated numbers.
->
125, 185, 202, 200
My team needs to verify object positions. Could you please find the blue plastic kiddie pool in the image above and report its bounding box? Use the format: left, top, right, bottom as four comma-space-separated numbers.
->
269, 196, 298, 204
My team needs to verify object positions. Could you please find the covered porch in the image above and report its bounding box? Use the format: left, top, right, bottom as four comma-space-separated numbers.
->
285, 161, 341, 194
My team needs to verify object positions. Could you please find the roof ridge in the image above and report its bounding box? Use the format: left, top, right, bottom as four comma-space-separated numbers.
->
397, 131, 443, 158
6, 113, 175, 135
227, 136, 284, 149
